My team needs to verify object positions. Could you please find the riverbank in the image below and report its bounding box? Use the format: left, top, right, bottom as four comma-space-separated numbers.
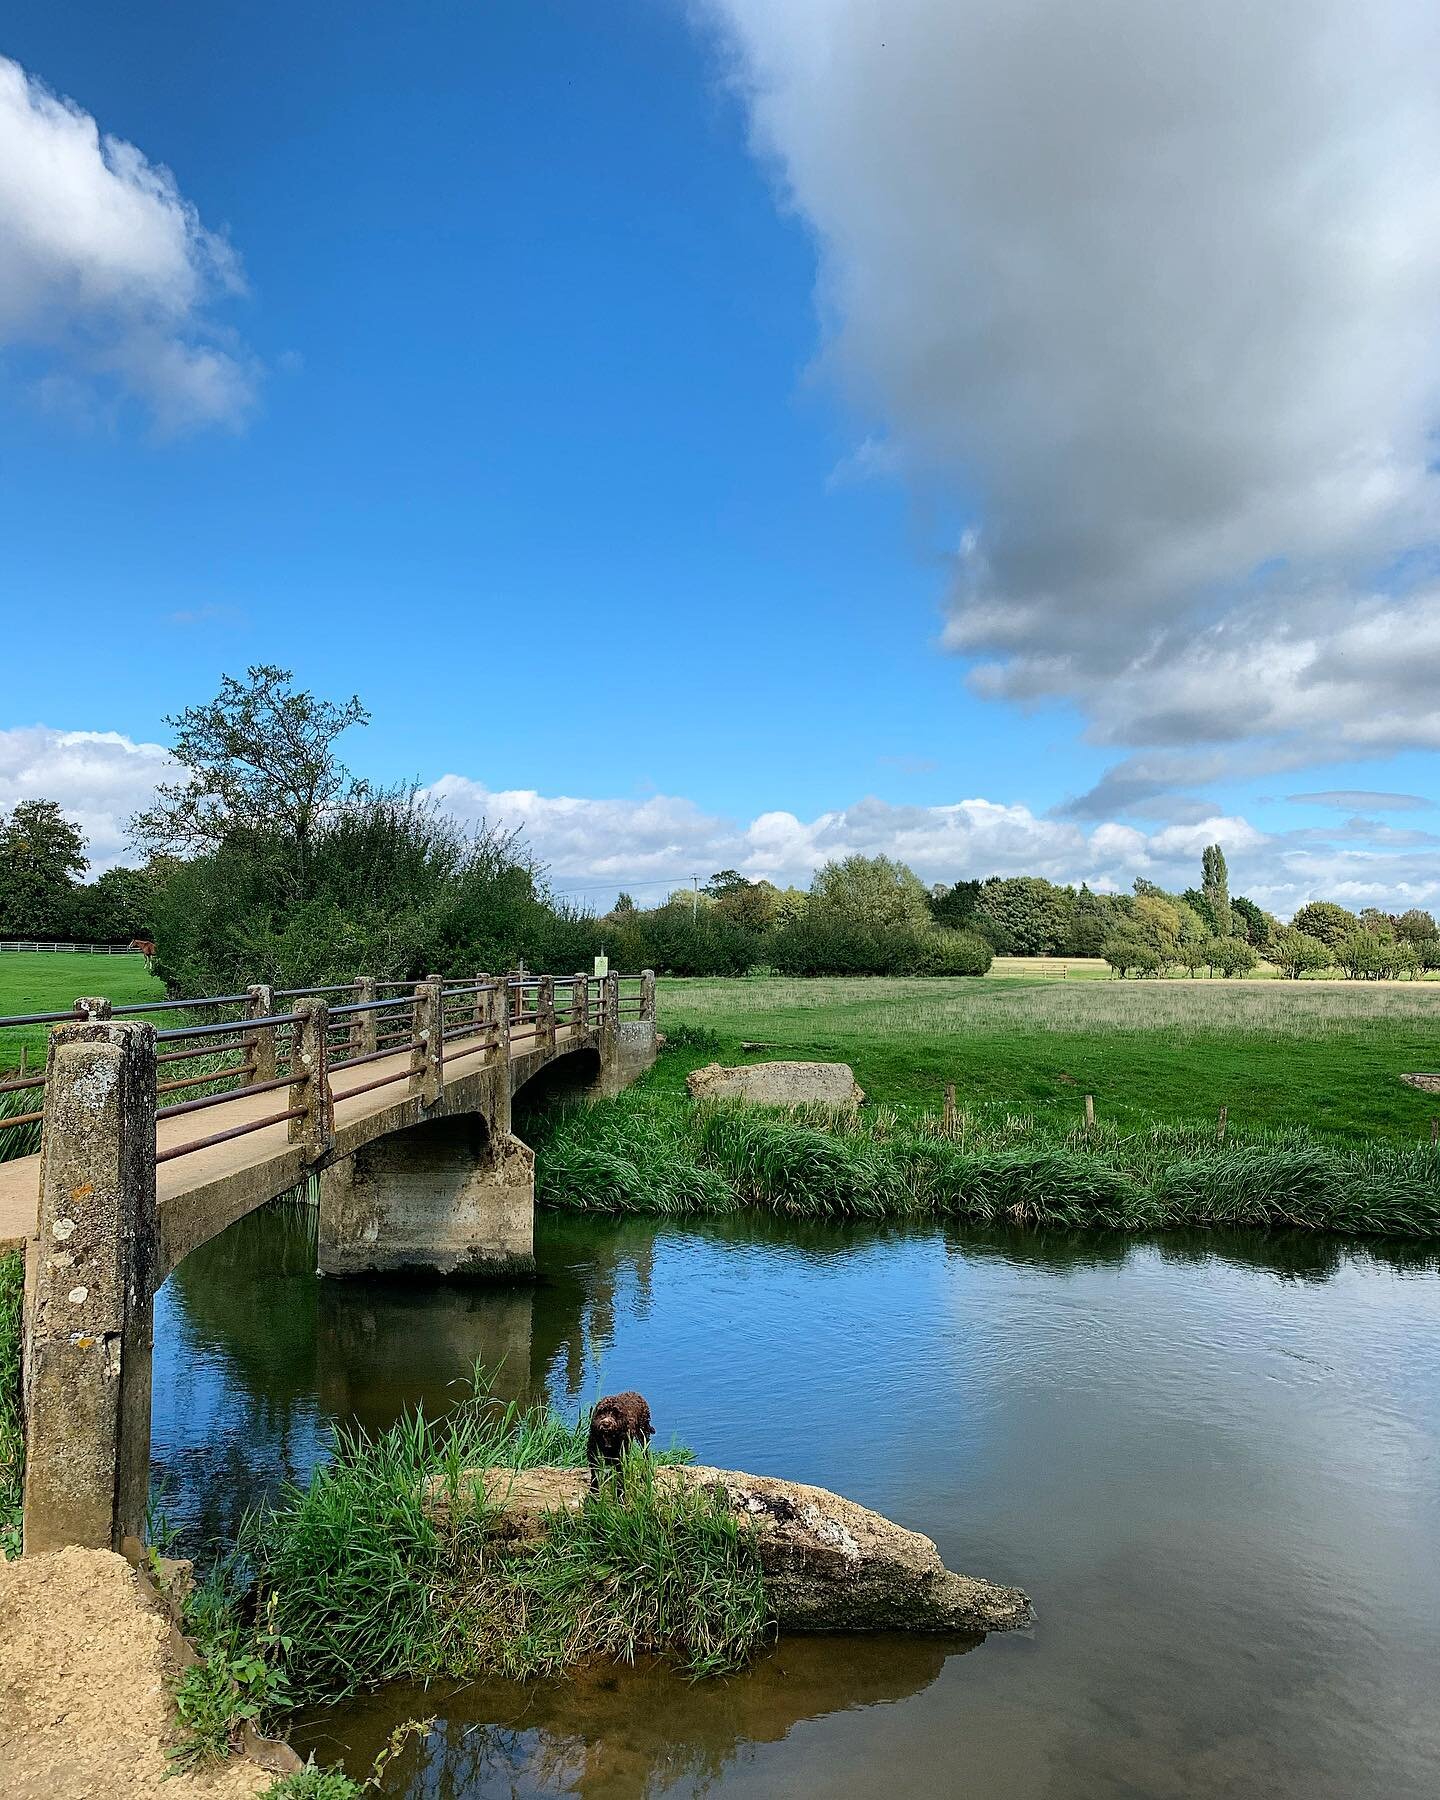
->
0, 1545, 270, 1799
531, 1065, 1440, 1237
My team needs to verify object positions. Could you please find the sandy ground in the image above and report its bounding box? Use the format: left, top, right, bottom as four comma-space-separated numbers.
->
0, 1547, 272, 1799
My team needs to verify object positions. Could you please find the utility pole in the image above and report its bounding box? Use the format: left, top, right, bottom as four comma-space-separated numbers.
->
692, 874, 699, 923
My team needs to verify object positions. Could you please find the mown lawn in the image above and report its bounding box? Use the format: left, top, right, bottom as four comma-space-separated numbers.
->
0, 952, 166, 1072
656, 975, 1440, 1144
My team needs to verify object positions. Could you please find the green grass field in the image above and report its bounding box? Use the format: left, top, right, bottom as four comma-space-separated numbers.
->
0, 952, 165, 1072
656, 974, 1440, 1144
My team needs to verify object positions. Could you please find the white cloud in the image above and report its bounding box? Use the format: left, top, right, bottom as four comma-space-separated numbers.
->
698, 0, 1440, 760
0, 56, 256, 430
8, 725, 1439, 914
0, 727, 176, 872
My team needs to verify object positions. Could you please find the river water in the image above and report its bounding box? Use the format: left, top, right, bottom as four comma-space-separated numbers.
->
152, 1206, 1440, 1799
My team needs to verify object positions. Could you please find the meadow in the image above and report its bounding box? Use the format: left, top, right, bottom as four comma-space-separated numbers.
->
656, 972, 1440, 1143
0, 950, 162, 1072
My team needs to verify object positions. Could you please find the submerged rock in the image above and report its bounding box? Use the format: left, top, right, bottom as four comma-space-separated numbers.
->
431, 1463, 1030, 1636
685, 1061, 865, 1108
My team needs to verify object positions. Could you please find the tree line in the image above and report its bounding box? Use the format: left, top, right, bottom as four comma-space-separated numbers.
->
3, 668, 1434, 986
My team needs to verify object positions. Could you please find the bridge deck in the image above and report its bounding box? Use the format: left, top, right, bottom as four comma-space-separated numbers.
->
0, 1018, 583, 1262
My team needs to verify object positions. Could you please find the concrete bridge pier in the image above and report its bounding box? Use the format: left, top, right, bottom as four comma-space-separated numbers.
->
22, 1019, 156, 1554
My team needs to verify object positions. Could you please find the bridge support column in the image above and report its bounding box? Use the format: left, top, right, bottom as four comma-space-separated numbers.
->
316, 1111, 534, 1279
23, 1019, 156, 1554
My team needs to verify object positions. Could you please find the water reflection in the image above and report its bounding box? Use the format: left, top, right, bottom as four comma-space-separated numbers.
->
151, 1203, 1440, 1799
294, 1635, 975, 1799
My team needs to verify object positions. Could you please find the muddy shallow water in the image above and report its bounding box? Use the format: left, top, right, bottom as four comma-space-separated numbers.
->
153, 1208, 1440, 1798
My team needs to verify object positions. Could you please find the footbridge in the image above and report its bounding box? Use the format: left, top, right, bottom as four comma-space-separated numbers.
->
0, 969, 657, 1556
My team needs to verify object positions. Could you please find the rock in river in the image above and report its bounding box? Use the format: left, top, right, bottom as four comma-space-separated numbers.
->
433, 1463, 1030, 1635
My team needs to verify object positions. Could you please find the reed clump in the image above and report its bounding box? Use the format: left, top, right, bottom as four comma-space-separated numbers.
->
532, 1088, 1440, 1239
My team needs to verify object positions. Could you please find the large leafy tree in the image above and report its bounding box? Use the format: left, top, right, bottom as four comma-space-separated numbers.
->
129, 665, 369, 880
0, 800, 88, 936
974, 876, 1075, 955
1291, 900, 1359, 948
809, 854, 932, 931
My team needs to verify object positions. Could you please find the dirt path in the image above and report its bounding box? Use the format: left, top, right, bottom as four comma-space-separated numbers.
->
0, 1547, 272, 1799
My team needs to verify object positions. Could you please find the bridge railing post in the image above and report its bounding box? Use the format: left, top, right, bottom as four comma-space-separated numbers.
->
640, 969, 656, 1023
537, 975, 556, 1052
288, 997, 332, 1156
599, 970, 619, 1063
410, 979, 444, 1106
247, 984, 277, 1084
23, 1018, 157, 1553
352, 976, 377, 1058
573, 972, 589, 1038
494, 973, 511, 1065
475, 973, 491, 1041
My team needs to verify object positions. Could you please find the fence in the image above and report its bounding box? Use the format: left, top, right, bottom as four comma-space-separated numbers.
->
0, 969, 655, 1170
0, 941, 144, 955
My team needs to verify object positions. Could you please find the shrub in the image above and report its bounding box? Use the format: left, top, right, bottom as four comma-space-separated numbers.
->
1101, 938, 1160, 977
1268, 927, 1334, 979
1206, 937, 1258, 978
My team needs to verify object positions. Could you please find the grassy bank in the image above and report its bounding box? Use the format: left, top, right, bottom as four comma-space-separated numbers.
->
174, 1380, 766, 1769
531, 1069, 1440, 1239
657, 975, 1440, 1142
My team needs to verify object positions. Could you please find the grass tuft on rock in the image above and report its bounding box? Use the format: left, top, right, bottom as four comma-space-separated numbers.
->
186, 1378, 766, 1722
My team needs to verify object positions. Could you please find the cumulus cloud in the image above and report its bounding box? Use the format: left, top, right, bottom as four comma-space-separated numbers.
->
425, 772, 1440, 915
8, 724, 1439, 913
0, 56, 257, 430
700, 0, 1440, 764
0, 726, 176, 871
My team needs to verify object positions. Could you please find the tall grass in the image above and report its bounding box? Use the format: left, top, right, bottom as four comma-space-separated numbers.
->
533, 1089, 1440, 1239
187, 1379, 765, 1724
0, 1251, 21, 1557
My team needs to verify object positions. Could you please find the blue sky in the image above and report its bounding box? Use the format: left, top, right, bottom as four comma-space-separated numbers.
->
1, 0, 1438, 914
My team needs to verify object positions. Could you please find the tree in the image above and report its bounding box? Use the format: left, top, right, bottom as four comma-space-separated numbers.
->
928, 879, 982, 929
1065, 884, 1111, 956
1132, 894, 1183, 962
1358, 907, 1396, 937
1334, 929, 1402, 980
809, 855, 932, 932
0, 800, 89, 936
611, 892, 637, 916
1268, 927, 1334, 979
1201, 844, 1233, 936
129, 665, 370, 879
1102, 936, 1160, 978
1291, 901, 1359, 949
716, 878, 784, 931
1395, 908, 1437, 945
973, 876, 1075, 956
704, 870, 750, 898
1206, 936, 1257, 978
1230, 894, 1273, 950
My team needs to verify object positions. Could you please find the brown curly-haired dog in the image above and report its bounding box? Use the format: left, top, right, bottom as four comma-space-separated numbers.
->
586, 1391, 653, 1489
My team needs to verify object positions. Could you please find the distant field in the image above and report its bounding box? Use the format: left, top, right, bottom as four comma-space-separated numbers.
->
657, 974, 1440, 1143
0, 952, 165, 1072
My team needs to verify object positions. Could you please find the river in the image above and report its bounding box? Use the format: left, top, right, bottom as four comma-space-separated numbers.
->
152, 1205, 1440, 1799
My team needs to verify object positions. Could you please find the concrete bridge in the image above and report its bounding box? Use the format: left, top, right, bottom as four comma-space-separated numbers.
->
0, 970, 657, 1556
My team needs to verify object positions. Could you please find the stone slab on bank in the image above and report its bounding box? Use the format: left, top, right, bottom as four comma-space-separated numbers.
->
686, 1062, 865, 1108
